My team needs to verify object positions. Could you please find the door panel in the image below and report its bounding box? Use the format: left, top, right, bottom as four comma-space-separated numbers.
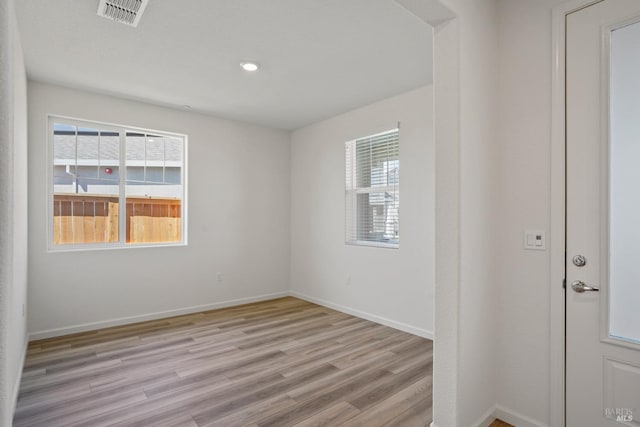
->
567, 1, 640, 426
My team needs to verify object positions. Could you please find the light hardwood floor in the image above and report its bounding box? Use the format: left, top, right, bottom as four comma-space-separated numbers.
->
14, 297, 433, 426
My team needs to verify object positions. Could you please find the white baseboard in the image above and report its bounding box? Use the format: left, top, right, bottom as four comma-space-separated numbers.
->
28, 290, 433, 342
471, 405, 498, 427
11, 338, 28, 417
466, 404, 548, 427
28, 291, 289, 341
289, 291, 433, 339
495, 405, 548, 427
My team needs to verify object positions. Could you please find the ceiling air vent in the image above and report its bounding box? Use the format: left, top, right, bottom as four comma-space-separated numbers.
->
97, 0, 149, 28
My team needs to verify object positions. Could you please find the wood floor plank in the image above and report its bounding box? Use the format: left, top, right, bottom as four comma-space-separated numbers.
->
347, 360, 433, 411
15, 390, 148, 427
191, 363, 341, 425
14, 383, 92, 412
14, 297, 433, 427
291, 401, 361, 427
256, 368, 393, 427
285, 352, 397, 402
344, 377, 432, 426
381, 401, 432, 427
198, 395, 299, 427
68, 374, 236, 427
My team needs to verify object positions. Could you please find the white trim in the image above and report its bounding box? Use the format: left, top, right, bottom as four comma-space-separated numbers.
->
46, 241, 188, 254
28, 290, 434, 342
345, 127, 400, 143
289, 291, 434, 340
465, 405, 549, 427
495, 405, 549, 427
470, 405, 497, 427
11, 339, 28, 419
28, 292, 288, 340
550, 2, 604, 427
344, 240, 399, 249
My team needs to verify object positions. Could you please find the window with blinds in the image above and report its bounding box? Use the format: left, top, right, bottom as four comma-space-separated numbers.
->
345, 128, 399, 248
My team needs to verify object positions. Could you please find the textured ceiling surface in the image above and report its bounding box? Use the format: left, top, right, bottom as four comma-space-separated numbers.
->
16, 0, 432, 130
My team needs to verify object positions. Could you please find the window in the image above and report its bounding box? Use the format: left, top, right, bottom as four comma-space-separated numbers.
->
345, 128, 399, 248
50, 116, 186, 249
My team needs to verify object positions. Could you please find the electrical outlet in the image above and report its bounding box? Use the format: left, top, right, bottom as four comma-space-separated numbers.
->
216, 272, 223, 283
346, 275, 351, 286
22, 303, 25, 317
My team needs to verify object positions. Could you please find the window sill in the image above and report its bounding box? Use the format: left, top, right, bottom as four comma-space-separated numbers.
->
345, 240, 399, 249
47, 241, 187, 253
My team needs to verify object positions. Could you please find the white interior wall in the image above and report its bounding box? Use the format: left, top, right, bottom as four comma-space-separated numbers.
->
27, 82, 291, 338
431, 13, 460, 427
289, 86, 435, 337
0, 0, 29, 423
402, 2, 504, 425
496, 0, 567, 426
0, 2, 11, 416
0, 0, 29, 424
9, 3, 28, 415
438, 1, 501, 426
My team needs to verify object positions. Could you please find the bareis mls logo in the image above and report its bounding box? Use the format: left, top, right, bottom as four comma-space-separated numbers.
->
605, 407, 634, 422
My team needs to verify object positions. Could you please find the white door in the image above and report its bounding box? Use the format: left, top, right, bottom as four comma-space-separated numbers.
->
567, 1, 640, 425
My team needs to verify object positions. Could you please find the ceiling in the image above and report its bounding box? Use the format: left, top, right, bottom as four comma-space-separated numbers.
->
16, 1, 433, 130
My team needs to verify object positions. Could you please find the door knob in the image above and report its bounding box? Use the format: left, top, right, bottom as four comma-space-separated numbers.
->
571, 280, 599, 293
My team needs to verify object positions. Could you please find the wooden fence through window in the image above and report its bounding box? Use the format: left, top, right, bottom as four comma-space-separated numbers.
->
53, 194, 181, 244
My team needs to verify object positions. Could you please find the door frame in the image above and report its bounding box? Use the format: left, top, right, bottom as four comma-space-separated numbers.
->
551, 1, 605, 426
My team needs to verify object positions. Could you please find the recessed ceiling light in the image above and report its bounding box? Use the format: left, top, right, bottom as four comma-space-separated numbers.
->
240, 62, 259, 72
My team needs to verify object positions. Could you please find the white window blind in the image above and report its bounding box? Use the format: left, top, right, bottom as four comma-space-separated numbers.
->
345, 128, 399, 247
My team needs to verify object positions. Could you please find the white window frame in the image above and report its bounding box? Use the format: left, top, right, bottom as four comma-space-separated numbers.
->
345, 127, 400, 249
47, 115, 188, 252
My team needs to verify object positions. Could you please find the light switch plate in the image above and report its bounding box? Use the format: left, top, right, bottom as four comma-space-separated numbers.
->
524, 230, 546, 250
